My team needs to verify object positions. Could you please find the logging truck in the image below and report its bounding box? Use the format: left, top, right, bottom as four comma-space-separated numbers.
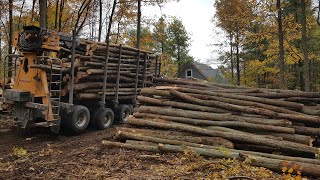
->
0, 25, 160, 134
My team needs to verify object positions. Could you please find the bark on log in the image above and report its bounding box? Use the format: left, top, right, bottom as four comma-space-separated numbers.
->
190, 93, 302, 115
204, 126, 284, 141
293, 126, 320, 136
115, 130, 233, 149
133, 112, 294, 134
29, 64, 70, 72
128, 117, 318, 155
170, 89, 320, 124
175, 87, 304, 110
137, 106, 292, 126
101, 141, 320, 176
256, 132, 315, 146
137, 96, 229, 113
244, 92, 320, 98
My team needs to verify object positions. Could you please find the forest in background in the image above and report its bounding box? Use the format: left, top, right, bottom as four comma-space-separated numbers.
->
2, 0, 320, 91
215, 0, 320, 91
0, 0, 193, 78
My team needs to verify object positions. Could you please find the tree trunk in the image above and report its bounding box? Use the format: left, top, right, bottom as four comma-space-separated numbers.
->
236, 31, 240, 85
128, 117, 318, 155
54, 0, 59, 29
58, 0, 64, 32
230, 33, 234, 82
31, 0, 36, 21
39, 0, 47, 29
98, 0, 103, 42
301, 0, 310, 91
8, 0, 13, 78
277, 0, 286, 89
136, 0, 141, 49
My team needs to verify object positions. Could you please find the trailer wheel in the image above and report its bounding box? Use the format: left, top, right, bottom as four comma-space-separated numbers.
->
93, 108, 114, 130
116, 105, 131, 124
128, 105, 134, 113
64, 105, 90, 133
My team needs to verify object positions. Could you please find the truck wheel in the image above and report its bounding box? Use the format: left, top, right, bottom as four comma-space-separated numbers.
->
93, 108, 114, 130
64, 105, 90, 133
116, 105, 131, 124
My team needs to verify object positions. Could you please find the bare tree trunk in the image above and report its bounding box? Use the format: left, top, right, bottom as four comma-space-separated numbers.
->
58, 0, 64, 32
137, 0, 142, 49
31, 0, 36, 21
277, 0, 286, 89
76, 6, 90, 36
39, 0, 47, 29
18, 0, 26, 29
8, 0, 13, 78
54, 0, 59, 29
301, 0, 310, 91
98, 0, 102, 42
230, 33, 234, 82
236, 31, 240, 85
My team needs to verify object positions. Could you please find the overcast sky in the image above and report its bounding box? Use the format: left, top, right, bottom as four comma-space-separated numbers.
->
144, 0, 223, 68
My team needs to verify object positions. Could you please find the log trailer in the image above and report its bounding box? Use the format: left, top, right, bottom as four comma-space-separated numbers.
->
0, 25, 160, 134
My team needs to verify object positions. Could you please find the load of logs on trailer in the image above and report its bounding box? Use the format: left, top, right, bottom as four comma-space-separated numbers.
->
36, 38, 160, 103
102, 77, 320, 177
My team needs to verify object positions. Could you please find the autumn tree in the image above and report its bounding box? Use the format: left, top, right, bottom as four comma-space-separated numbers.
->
277, 0, 286, 89
301, 0, 310, 91
215, 0, 253, 85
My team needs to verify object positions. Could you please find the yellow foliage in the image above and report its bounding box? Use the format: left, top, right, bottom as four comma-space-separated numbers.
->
11, 147, 28, 158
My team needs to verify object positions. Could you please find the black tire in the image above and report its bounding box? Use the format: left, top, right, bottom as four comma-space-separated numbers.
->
63, 105, 90, 134
128, 105, 134, 113
93, 108, 114, 130
115, 105, 131, 124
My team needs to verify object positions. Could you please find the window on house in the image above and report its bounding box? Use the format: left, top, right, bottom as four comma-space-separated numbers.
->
186, 69, 192, 78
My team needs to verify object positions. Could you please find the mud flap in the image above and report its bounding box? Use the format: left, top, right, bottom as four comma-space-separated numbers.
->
12, 105, 32, 128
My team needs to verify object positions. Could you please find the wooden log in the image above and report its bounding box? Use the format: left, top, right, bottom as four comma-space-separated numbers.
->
122, 132, 234, 149
157, 144, 320, 176
190, 93, 302, 115
128, 117, 318, 155
116, 127, 196, 137
115, 130, 233, 149
284, 97, 320, 103
204, 126, 284, 141
234, 143, 279, 154
29, 64, 70, 73
244, 92, 320, 98
153, 77, 212, 87
86, 69, 131, 75
256, 132, 315, 146
140, 88, 171, 97
137, 106, 293, 126
137, 96, 229, 113
175, 87, 304, 110
293, 126, 320, 136
101, 141, 320, 176
170, 89, 320, 124
133, 112, 294, 134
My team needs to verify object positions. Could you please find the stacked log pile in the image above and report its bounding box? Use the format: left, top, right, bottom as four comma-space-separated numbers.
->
103, 77, 320, 177
35, 39, 159, 103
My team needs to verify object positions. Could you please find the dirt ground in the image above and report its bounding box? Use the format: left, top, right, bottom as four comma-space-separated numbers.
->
0, 115, 306, 180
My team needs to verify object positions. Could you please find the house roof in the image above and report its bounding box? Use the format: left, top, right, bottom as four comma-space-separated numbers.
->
192, 62, 219, 80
